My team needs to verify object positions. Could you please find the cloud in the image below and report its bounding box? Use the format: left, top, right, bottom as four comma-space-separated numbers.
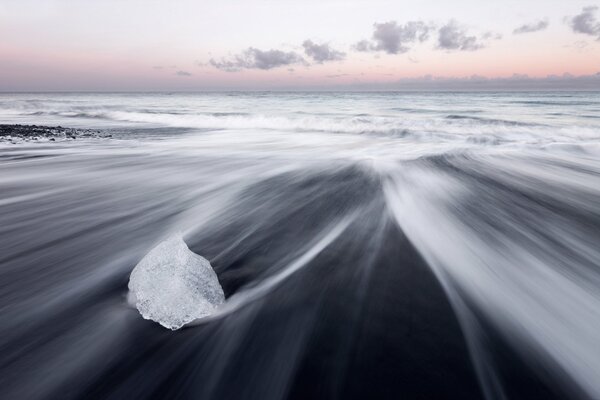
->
175, 70, 192, 76
513, 19, 549, 34
209, 48, 305, 71
568, 6, 600, 39
302, 40, 345, 63
352, 40, 372, 52
437, 21, 484, 51
482, 31, 503, 40
353, 21, 431, 54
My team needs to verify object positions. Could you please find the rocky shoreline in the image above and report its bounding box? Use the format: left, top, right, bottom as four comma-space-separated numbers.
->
0, 124, 111, 143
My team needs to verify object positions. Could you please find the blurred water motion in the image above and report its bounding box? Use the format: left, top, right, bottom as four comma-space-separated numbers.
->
1, 92, 599, 399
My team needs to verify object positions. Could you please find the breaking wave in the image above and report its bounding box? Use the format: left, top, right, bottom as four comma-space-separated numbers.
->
3, 109, 597, 150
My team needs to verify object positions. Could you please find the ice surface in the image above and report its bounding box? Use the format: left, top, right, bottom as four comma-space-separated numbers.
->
128, 235, 225, 330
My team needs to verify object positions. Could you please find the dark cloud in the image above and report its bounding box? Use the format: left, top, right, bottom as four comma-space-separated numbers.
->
437, 21, 484, 51
569, 6, 600, 39
175, 70, 192, 76
209, 48, 305, 71
353, 21, 431, 54
302, 40, 346, 63
513, 19, 549, 34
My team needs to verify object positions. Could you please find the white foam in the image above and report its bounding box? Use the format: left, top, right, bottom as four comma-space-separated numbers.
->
381, 163, 600, 399
128, 235, 224, 330
189, 213, 356, 325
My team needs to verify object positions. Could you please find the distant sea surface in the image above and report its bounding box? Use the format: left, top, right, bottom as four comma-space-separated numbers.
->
1, 92, 599, 400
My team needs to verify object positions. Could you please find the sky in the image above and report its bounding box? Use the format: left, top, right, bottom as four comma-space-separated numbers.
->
1, 0, 600, 90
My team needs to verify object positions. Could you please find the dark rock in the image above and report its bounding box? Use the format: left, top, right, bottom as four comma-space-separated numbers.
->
0, 124, 110, 143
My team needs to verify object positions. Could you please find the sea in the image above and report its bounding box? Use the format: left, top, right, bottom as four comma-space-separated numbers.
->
1, 92, 599, 400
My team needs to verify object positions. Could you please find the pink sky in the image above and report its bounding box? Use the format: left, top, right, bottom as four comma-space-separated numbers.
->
1, 0, 599, 90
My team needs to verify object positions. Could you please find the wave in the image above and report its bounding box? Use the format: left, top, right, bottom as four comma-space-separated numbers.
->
445, 114, 539, 127
2, 91, 599, 152
13, 108, 530, 130
2, 108, 598, 150
514, 100, 597, 106
381, 153, 600, 399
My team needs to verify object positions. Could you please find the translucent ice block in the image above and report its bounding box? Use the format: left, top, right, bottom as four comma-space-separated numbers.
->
128, 235, 225, 330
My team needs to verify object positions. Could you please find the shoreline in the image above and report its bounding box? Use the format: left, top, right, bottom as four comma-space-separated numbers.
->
0, 124, 111, 143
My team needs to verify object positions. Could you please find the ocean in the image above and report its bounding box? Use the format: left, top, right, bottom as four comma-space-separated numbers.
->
1, 92, 599, 399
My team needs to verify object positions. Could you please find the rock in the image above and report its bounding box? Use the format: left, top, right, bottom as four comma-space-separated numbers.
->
0, 124, 111, 143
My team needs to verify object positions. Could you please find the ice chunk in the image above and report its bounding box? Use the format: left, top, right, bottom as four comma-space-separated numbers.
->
128, 235, 225, 330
